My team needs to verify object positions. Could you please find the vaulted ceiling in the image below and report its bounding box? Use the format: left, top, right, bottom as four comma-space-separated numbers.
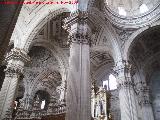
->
90, 51, 114, 86
128, 26, 160, 84
105, 0, 159, 16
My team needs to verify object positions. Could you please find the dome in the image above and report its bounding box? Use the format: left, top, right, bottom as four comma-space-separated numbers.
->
105, 0, 160, 17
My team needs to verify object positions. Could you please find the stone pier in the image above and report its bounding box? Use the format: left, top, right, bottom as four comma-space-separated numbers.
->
64, 11, 91, 120
0, 48, 30, 119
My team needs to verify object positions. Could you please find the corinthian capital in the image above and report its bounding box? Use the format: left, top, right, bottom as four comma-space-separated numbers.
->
113, 60, 135, 89
63, 10, 92, 45
5, 48, 30, 75
113, 60, 132, 77
63, 10, 89, 29
5, 48, 30, 63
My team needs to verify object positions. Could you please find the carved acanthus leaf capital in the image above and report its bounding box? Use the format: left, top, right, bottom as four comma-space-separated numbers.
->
5, 48, 30, 63
5, 64, 24, 76
113, 60, 135, 89
113, 60, 132, 77
63, 10, 92, 45
5, 48, 30, 75
117, 81, 134, 90
63, 10, 89, 30
68, 33, 91, 45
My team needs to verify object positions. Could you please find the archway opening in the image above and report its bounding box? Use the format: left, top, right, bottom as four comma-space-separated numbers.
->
103, 74, 117, 90
34, 90, 50, 110
41, 100, 46, 109
128, 25, 160, 120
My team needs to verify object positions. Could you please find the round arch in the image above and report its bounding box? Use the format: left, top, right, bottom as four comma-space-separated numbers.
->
12, 6, 72, 52
30, 40, 69, 74
123, 21, 160, 61
13, 5, 122, 64
23, 45, 65, 101
88, 7, 122, 62
29, 69, 62, 100
23, 7, 71, 52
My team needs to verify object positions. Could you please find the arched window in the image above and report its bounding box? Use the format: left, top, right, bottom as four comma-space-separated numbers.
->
103, 74, 117, 90
41, 100, 46, 109
35, 90, 50, 110
118, 7, 126, 16
140, 4, 148, 13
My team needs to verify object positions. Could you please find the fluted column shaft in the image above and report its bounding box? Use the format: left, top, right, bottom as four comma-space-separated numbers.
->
114, 61, 138, 120
0, 48, 30, 119
64, 11, 91, 120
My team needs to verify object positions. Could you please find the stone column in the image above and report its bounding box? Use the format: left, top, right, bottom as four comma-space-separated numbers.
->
114, 61, 138, 120
0, 48, 30, 119
64, 11, 91, 120
138, 84, 154, 120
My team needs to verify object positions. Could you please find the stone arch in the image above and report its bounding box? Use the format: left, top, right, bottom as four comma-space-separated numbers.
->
32, 87, 51, 101
88, 7, 122, 62
12, 6, 72, 52
30, 40, 68, 84
23, 8, 71, 52
29, 69, 62, 100
29, 42, 68, 101
123, 21, 160, 61
90, 51, 114, 87
32, 89, 51, 110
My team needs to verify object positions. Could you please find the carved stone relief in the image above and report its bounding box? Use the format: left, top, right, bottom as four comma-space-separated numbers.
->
22, 46, 62, 105
114, 28, 135, 49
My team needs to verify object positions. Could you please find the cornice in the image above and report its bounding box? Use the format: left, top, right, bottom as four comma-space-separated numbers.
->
5, 48, 30, 63
63, 10, 88, 31
63, 10, 92, 45
104, 3, 160, 29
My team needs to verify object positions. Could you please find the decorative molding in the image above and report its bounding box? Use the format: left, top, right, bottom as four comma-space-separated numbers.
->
114, 28, 135, 48
136, 83, 151, 106
113, 60, 135, 89
63, 10, 92, 45
114, 60, 132, 76
5, 48, 30, 64
5, 64, 24, 76
117, 81, 134, 89
23, 8, 71, 52
63, 10, 89, 29
68, 33, 91, 45
4, 48, 30, 75
104, 3, 160, 29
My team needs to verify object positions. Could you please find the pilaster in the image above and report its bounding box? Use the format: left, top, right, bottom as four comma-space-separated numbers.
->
0, 48, 30, 119
114, 60, 138, 120
138, 84, 154, 120
64, 10, 92, 120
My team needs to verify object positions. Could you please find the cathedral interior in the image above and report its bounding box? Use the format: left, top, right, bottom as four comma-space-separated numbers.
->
0, 0, 160, 120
